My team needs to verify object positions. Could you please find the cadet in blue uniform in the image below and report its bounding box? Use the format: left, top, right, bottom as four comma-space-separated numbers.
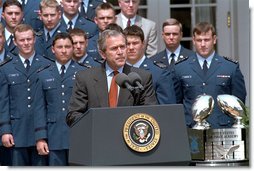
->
2, 0, 24, 54
60, 0, 99, 39
69, 28, 103, 67
34, 33, 87, 166
150, 18, 194, 70
80, 0, 104, 21
124, 25, 176, 104
0, 22, 12, 166
35, 0, 66, 60
0, 24, 51, 166
173, 22, 246, 128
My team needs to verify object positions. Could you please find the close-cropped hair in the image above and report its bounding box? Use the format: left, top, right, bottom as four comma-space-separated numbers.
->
3, 0, 23, 12
98, 29, 126, 52
13, 24, 35, 39
105, 23, 123, 33
192, 21, 216, 36
95, 2, 116, 16
69, 28, 88, 40
162, 18, 182, 32
40, 0, 61, 11
52, 32, 73, 46
123, 25, 144, 42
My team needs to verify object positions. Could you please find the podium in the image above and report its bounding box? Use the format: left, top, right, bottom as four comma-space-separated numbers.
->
68, 104, 191, 166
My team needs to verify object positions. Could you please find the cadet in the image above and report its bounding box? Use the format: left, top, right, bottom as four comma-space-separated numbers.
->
173, 22, 246, 128
69, 28, 102, 67
123, 25, 176, 104
35, 0, 66, 60
150, 18, 194, 70
0, 24, 52, 166
34, 32, 87, 166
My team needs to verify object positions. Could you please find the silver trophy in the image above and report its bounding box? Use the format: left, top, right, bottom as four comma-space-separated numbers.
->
217, 94, 246, 128
192, 95, 214, 130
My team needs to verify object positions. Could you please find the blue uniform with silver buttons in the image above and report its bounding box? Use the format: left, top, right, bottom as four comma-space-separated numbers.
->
173, 54, 246, 128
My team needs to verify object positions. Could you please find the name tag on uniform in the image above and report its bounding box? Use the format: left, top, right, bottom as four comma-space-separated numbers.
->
182, 75, 192, 79
217, 75, 230, 78
45, 78, 55, 82
8, 73, 20, 77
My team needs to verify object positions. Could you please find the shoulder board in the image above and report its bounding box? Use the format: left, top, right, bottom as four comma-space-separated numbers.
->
93, 58, 104, 64
43, 55, 55, 62
175, 56, 189, 65
37, 64, 51, 73
35, 30, 43, 36
78, 62, 92, 68
153, 61, 167, 69
0, 55, 13, 67
223, 56, 238, 64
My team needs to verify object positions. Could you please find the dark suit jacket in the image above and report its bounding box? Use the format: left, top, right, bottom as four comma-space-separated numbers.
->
150, 46, 194, 70
66, 63, 157, 126
173, 53, 246, 128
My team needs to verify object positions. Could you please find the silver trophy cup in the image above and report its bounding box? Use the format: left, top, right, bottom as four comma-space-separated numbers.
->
217, 94, 246, 128
192, 95, 214, 130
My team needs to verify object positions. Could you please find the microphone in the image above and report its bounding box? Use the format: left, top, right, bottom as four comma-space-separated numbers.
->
128, 72, 144, 91
115, 73, 135, 92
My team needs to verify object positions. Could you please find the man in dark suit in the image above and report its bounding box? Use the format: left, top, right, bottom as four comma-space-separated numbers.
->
0, 24, 51, 166
35, 0, 66, 60
150, 18, 194, 70
123, 25, 176, 104
69, 28, 102, 67
34, 33, 86, 166
173, 22, 246, 129
66, 29, 157, 127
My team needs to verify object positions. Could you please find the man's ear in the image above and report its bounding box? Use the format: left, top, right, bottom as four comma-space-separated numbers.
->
99, 50, 106, 60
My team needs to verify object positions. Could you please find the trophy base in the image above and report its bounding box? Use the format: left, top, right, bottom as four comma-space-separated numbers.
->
192, 159, 249, 166
188, 128, 249, 163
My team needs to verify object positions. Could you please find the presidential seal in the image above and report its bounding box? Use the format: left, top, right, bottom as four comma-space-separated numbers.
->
123, 113, 160, 152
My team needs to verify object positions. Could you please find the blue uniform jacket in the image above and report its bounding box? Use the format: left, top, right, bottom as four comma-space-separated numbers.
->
0, 53, 52, 147
150, 46, 194, 70
35, 24, 67, 60
34, 61, 86, 150
79, 0, 104, 21
139, 57, 176, 104
173, 53, 246, 128
60, 14, 99, 39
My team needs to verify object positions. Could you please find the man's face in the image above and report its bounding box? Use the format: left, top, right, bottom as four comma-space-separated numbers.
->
71, 34, 88, 59
94, 9, 116, 31
52, 38, 73, 64
14, 30, 35, 58
162, 25, 182, 51
0, 30, 5, 53
61, 0, 80, 17
126, 35, 144, 64
192, 30, 216, 58
118, 0, 139, 18
100, 35, 127, 70
40, 7, 61, 31
2, 5, 23, 31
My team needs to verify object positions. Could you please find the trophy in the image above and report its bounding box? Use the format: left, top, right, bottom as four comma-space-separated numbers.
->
217, 94, 246, 128
192, 94, 214, 130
